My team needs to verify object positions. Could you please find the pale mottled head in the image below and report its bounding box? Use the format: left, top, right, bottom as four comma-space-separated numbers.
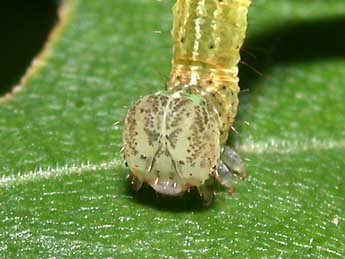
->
123, 92, 220, 196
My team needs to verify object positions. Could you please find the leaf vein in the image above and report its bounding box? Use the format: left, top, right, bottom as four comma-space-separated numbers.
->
0, 159, 123, 188
238, 138, 345, 154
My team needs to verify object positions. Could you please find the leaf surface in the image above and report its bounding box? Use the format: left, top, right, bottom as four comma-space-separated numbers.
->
1, 0, 344, 258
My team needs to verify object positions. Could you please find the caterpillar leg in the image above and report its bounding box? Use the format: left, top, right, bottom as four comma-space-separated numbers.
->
127, 173, 144, 192
197, 178, 215, 207
215, 160, 235, 194
221, 146, 247, 179
215, 146, 247, 193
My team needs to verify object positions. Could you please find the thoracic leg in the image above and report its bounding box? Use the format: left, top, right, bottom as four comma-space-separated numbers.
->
214, 146, 246, 193
127, 173, 144, 191
221, 146, 247, 179
197, 178, 215, 207
214, 160, 235, 194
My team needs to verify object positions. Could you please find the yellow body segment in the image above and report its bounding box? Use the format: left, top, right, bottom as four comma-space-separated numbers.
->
168, 0, 251, 143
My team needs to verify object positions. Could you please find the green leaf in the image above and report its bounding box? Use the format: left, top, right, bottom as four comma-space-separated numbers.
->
1, 0, 344, 258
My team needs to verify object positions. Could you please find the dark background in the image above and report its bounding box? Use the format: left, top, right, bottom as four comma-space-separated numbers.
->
0, 0, 59, 96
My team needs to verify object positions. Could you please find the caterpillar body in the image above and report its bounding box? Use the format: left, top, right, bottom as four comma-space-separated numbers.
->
123, 0, 250, 206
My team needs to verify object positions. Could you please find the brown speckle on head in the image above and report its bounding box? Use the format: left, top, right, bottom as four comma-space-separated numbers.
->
123, 93, 220, 196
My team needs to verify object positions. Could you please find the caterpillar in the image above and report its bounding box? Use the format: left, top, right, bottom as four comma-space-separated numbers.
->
123, 0, 251, 206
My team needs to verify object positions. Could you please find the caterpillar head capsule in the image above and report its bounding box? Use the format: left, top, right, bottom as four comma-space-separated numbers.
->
123, 93, 220, 197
